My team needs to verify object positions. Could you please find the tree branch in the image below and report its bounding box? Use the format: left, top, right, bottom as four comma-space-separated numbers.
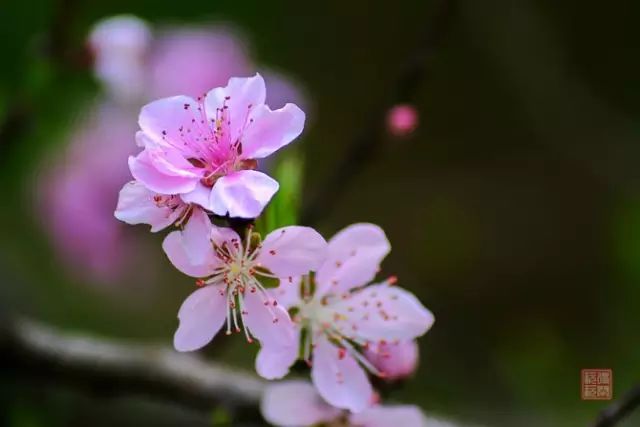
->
591, 385, 640, 427
300, 0, 457, 226
0, 318, 265, 415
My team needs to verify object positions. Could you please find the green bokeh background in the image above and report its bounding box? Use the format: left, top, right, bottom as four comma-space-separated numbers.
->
1, 0, 640, 426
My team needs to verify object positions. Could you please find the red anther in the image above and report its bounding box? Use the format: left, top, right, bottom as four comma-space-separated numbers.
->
338, 348, 347, 360
269, 250, 276, 255
387, 275, 398, 285
305, 359, 313, 368
195, 279, 206, 287
272, 300, 277, 306
264, 301, 269, 306
235, 327, 241, 333
247, 337, 254, 343
272, 318, 279, 323
288, 276, 293, 283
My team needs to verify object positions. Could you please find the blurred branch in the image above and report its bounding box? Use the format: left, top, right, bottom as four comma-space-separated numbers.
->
300, 0, 457, 225
591, 385, 640, 427
0, 318, 265, 414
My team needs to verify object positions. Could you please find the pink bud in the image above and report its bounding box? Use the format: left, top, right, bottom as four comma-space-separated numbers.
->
386, 104, 419, 137
366, 340, 419, 380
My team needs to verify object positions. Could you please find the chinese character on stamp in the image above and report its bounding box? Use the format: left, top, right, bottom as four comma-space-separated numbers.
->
582, 369, 612, 400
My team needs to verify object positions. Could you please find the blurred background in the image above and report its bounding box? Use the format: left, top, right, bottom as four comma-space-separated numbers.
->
1, 0, 639, 426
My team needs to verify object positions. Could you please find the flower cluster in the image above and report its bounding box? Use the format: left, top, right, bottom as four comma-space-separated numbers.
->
116, 75, 434, 425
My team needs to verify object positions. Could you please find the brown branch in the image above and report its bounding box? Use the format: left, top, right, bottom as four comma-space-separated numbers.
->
591, 385, 640, 427
0, 318, 265, 416
300, 0, 457, 226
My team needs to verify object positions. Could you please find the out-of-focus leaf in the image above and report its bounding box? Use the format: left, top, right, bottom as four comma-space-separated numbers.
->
256, 149, 304, 235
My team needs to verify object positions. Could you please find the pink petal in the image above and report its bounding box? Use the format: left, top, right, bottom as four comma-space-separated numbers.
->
209, 170, 279, 218
255, 329, 299, 380
256, 227, 327, 278
260, 381, 341, 427
162, 230, 221, 278
129, 151, 198, 194
205, 74, 266, 143
241, 103, 305, 159
316, 223, 390, 296
114, 181, 183, 232
180, 207, 213, 266
241, 290, 295, 348
270, 276, 302, 309
210, 223, 242, 248
333, 284, 435, 342
138, 95, 200, 148
180, 182, 211, 209
311, 336, 373, 413
349, 405, 426, 427
365, 340, 419, 380
174, 285, 227, 352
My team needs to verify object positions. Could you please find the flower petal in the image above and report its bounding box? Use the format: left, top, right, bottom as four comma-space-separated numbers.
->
180, 182, 211, 209
316, 223, 390, 296
365, 340, 419, 380
270, 276, 302, 309
256, 227, 328, 277
205, 74, 266, 143
209, 170, 279, 218
348, 405, 426, 427
333, 284, 435, 342
129, 151, 198, 194
241, 290, 295, 348
174, 285, 227, 352
181, 207, 213, 266
138, 95, 199, 149
255, 330, 299, 380
311, 335, 373, 413
162, 230, 220, 278
241, 103, 305, 159
114, 181, 183, 232
260, 381, 341, 427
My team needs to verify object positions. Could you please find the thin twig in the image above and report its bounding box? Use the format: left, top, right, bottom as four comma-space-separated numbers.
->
300, 0, 457, 225
591, 385, 640, 427
0, 318, 265, 415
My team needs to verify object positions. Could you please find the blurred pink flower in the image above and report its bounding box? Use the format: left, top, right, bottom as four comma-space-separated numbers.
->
365, 340, 420, 381
88, 15, 151, 102
386, 104, 419, 137
41, 104, 139, 282
261, 380, 426, 427
269, 224, 435, 412
162, 211, 327, 376
130, 74, 305, 218
148, 28, 252, 99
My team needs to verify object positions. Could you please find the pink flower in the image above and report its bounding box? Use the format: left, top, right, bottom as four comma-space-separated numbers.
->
386, 104, 419, 137
364, 340, 420, 381
270, 224, 435, 412
114, 180, 196, 232
148, 28, 252, 99
261, 380, 426, 427
39, 103, 140, 282
88, 15, 151, 102
129, 74, 305, 218
162, 210, 327, 379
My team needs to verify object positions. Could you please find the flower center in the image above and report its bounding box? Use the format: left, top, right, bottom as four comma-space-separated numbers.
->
199, 228, 282, 342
